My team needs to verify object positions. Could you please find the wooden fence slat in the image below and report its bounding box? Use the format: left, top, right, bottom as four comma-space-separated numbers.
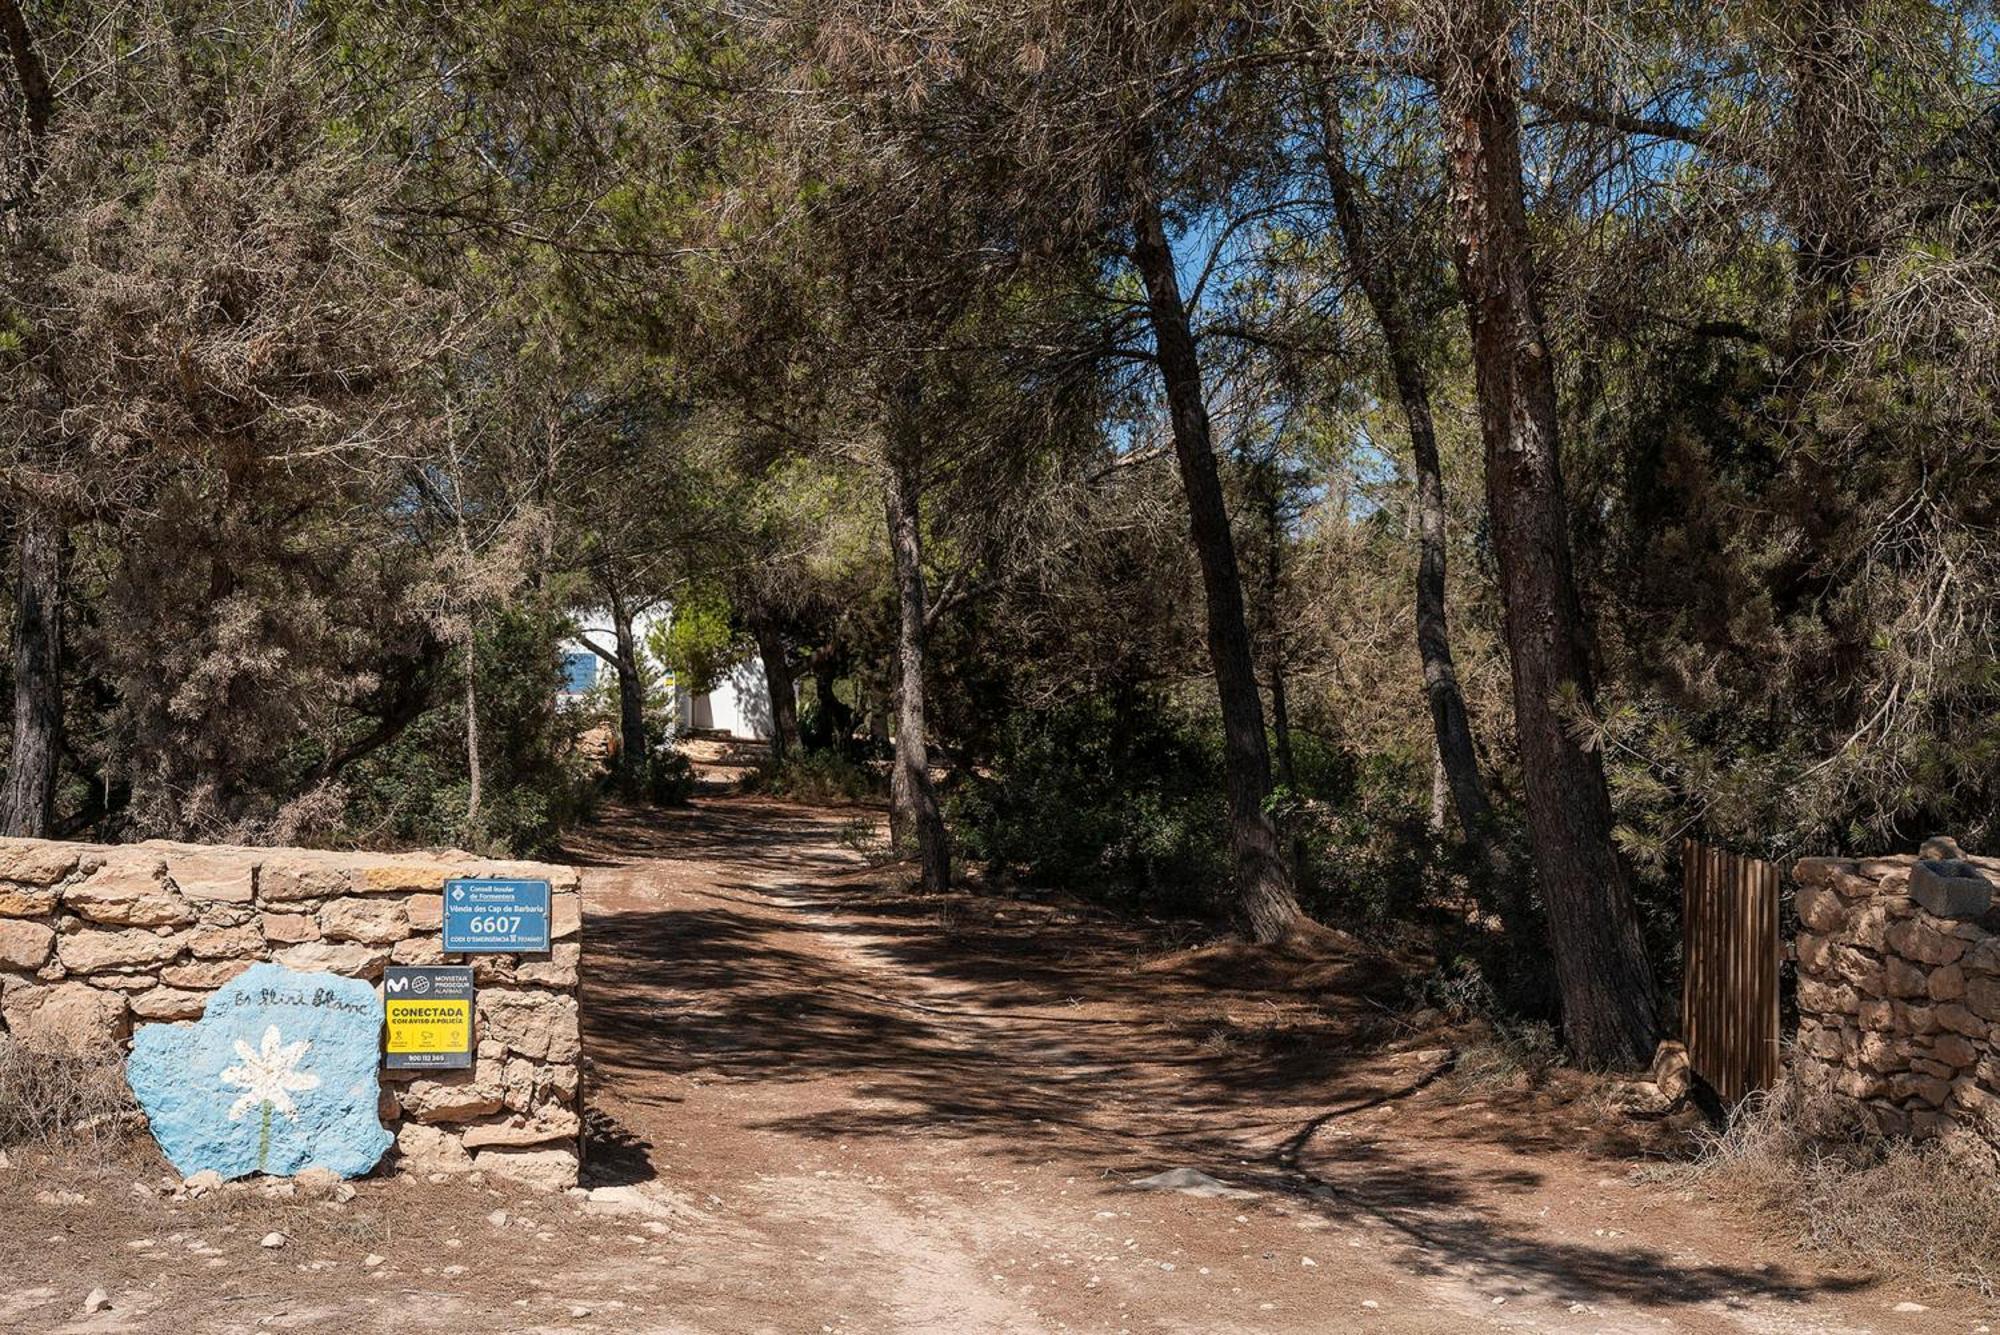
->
1680, 839, 1781, 1107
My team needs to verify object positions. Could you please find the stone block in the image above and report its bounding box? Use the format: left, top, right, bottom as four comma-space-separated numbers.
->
1831, 946, 1883, 993
1968, 975, 2000, 1023
395, 1122, 473, 1174
188, 924, 262, 959
256, 857, 354, 904
56, 926, 186, 974
273, 942, 388, 980
390, 936, 445, 965
1835, 1068, 1887, 1100
514, 943, 581, 988
1937, 1003, 1988, 1036
1964, 936, 2000, 976
1849, 903, 1892, 951
0, 919, 54, 970
1884, 956, 1930, 999
398, 1068, 506, 1123
360, 862, 459, 895
1796, 884, 1850, 933
1859, 1032, 1910, 1072
406, 894, 443, 931
0, 886, 57, 918
260, 912, 320, 944
1920, 835, 1966, 861
551, 893, 581, 941
1908, 860, 1994, 919
64, 855, 191, 927
318, 898, 409, 946
1886, 917, 1966, 966
460, 1108, 580, 1149
478, 989, 579, 1064
1891, 1072, 1952, 1107
162, 958, 253, 990
471, 1146, 577, 1191
165, 852, 256, 904
1931, 1033, 1979, 1069
0, 841, 87, 885
1793, 856, 1855, 888
1798, 978, 1859, 1016
129, 986, 210, 1021
1, 980, 129, 1053
1858, 998, 1896, 1031
1928, 963, 1966, 1002
1892, 1001, 1937, 1035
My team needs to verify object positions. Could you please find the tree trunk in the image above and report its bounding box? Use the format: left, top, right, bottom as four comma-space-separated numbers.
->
1434, 6, 1661, 1068
610, 593, 648, 798
882, 416, 950, 893
1319, 89, 1504, 876
809, 652, 855, 757
463, 643, 482, 828
754, 618, 801, 765
1131, 189, 1302, 944
1, 504, 62, 837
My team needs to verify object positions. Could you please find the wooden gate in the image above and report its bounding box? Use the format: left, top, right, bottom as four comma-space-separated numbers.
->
1680, 840, 1782, 1106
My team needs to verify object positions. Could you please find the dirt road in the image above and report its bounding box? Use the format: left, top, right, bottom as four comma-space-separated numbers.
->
1, 781, 1987, 1332
569, 787, 1981, 1334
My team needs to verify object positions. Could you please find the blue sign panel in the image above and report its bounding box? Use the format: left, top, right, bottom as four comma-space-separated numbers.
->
442, 878, 551, 953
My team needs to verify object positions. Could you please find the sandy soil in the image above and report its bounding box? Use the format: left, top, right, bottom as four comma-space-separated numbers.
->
0, 756, 1990, 1333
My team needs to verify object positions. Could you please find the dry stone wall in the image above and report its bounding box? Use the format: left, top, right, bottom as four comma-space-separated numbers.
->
0, 837, 583, 1188
1791, 839, 2000, 1149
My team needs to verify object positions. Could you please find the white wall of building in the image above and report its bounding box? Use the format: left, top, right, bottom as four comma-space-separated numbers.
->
559, 606, 778, 742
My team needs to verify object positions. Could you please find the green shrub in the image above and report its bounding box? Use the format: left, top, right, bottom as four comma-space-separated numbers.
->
746, 750, 881, 802
949, 692, 1230, 915
647, 743, 697, 806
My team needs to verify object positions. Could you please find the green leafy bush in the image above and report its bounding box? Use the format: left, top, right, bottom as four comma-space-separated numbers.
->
745, 750, 882, 802
647, 743, 697, 806
949, 693, 1230, 915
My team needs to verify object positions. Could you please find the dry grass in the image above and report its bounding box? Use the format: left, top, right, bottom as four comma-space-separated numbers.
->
1649, 1081, 2000, 1297
0, 1041, 136, 1150
1441, 1020, 1564, 1096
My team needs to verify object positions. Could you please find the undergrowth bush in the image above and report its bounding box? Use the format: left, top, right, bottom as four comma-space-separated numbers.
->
746, 751, 881, 803
0, 1043, 135, 1149
1651, 1079, 2000, 1296
949, 693, 1230, 916
648, 743, 697, 806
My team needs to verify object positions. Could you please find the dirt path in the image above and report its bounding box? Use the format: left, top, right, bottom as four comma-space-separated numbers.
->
0, 782, 1987, 1332
570, 788, 1984, 1334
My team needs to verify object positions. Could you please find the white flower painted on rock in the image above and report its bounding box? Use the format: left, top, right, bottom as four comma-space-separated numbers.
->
221, 1025, 321, 1123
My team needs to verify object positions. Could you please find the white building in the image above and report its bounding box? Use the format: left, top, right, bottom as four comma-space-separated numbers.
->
557, 607, 777, 742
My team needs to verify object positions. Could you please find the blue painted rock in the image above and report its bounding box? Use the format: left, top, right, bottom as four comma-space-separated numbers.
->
127, 962, 391, 1179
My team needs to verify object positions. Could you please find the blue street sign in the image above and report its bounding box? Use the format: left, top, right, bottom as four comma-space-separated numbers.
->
442, 878, 551, 953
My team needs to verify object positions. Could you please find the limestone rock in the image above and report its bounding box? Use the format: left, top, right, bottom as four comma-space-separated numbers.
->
1908, 860, 1994, 919
256, 858, 354, 904
57, 926, 186, 974
1793, 856, 1855, 887
166, 853, 256, 904
395, 1122, 473, 1174
0, 841, 85, 885
0, 886, 57, 917
551, 894, 582, 941
0, 919, 55, 970
1886, 917, 1966, 966
64, 856, 192, 928
390, 936, 445, 966
1920, 835, 1967, 861
162, 959, 253, 990
1931, 1032, 1979, 1069
260, 912, 319, 944
1967, 975, 2000, 1023
360, 863, 459, 895
471, 1146, 577, 1191
317, 898, 409, 946
1937, 1003, 1988, 1036
514, 943, 581, 988
460, 1108, 580, 1149
126, 962, 391, 1180
478, 989, 579, 1063
1, 980, 129, 1053
1795, 885, 1850, 933
405, 894, 444, 931
130, 987, 210, 1021
188, 924, 262, 959
273, 941, 388, 980
1884, 956, 1930, 999
397, 1067, 506, 1123
1928, 963, 1967, 1002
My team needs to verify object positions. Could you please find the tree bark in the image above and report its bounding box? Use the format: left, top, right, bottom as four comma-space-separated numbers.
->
753, 618, 801, 765
1434, 5, 1661, 1068
1, 504, 62, 837
882, 409, 950, 893
1319, 91, 1504, 876
1131, 188, 1302, 944
609, 591, 648, 797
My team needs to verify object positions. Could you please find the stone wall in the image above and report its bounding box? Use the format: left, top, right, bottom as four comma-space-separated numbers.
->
1791, 840, 2000, 1148
0, 837, 583, 1188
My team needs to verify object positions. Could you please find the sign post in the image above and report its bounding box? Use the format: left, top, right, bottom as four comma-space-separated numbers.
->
383, 966, 475, 1070
442, 877, 552, 954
